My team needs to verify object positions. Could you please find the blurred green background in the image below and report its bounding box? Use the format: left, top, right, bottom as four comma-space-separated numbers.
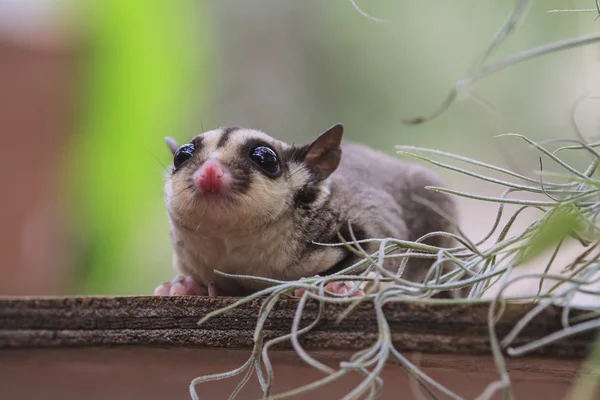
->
0, 0, 597, 295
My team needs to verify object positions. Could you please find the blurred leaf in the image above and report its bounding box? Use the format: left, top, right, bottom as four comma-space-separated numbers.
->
568, 332, 600, 400
65, 0, 214, 294
520, 204, 583, 264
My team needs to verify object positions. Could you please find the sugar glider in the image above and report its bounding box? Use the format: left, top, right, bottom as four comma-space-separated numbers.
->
154, 124, 463, 298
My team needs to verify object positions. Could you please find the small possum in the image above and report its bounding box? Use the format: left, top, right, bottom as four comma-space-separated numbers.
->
154, 124, 462, 298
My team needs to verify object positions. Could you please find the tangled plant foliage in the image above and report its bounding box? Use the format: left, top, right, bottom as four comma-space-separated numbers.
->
189, 133, 600, 400
188, 1, 600, 399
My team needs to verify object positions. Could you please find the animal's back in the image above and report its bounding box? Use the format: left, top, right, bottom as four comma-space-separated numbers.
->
330, 141, 459, 293
335, 141, 456, 242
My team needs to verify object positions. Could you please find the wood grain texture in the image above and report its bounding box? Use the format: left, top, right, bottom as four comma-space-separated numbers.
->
0, 295, 596, 358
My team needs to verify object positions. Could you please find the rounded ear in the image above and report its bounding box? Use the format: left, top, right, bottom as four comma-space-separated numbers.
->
165, 137, 179, 155
304, 123, 344, 180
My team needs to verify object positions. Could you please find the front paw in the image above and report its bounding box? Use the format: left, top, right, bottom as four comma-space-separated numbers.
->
294, 279, 365, 298
154, 274, 218, 296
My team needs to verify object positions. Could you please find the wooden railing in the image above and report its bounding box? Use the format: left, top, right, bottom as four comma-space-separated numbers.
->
0, 296, 596, 399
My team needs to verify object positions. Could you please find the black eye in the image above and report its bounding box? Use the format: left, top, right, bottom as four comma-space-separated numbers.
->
173, 143, 195, 169
249, 145, 280, 176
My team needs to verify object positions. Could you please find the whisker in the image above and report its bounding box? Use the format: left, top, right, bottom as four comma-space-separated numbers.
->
146, 149, 170, 174
194, 203, 209, 232
285, 166, 309, 186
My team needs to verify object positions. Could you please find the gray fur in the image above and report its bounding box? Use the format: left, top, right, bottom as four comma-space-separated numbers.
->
329, 142, 461, 296
287, 141, 462, 297
164, 126, 464, 298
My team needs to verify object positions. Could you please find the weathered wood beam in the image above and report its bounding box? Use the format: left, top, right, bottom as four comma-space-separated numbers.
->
0, 296, 595, 358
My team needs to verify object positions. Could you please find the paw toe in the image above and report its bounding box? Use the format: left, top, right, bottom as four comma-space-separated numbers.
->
154, 283, 170, 296
153, 275, 209, 296
183, 276, 209, 296
325, 281, 364, 297
169, 282, 187, 296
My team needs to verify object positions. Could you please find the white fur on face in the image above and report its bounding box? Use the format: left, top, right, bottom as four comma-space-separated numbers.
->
165, 128, 310, 234
163, 126, 348, 294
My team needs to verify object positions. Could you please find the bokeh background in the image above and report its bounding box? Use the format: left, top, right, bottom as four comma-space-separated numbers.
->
0, 0, 598, 297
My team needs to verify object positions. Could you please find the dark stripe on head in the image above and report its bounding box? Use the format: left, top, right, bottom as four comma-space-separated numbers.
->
282, 145, 308, 165
191, 135, 204, 152
217, 126, 240, 148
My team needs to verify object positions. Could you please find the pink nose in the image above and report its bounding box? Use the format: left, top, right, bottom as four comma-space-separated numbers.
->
196, 160, 225, 192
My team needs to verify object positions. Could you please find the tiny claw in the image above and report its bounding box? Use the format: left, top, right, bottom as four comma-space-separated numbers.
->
207, 281, 219, 296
